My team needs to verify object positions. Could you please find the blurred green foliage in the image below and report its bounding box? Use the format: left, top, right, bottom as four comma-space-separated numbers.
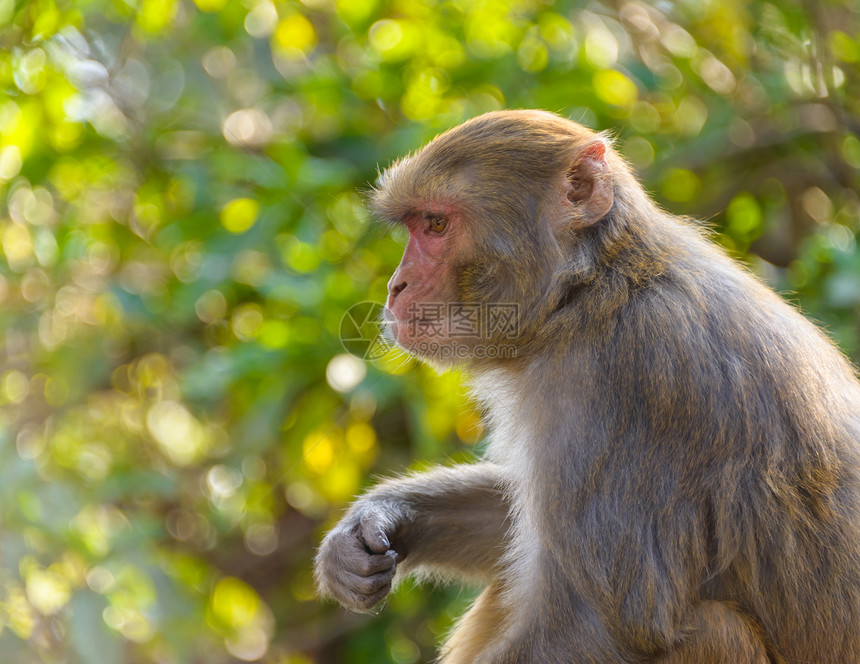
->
0, 0, 858, 662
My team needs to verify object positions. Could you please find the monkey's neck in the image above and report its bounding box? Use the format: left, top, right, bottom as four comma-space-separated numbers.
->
508, 199, 673, 361
468, 365, 536, 472
468, 352, 602, 492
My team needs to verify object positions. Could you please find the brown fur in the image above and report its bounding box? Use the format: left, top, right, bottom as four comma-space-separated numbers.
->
655, 602, 773, 664
316, 110, 860, 663
442, 581, 510, 664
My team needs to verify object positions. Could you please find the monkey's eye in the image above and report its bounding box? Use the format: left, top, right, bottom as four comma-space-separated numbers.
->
425, 214, 449, 234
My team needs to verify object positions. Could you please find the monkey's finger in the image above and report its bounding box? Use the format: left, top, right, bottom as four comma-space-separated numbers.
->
354, 584, 392, 612
353, 551, 396, 577
358, 522, 391, 554
342, 567, 396, 598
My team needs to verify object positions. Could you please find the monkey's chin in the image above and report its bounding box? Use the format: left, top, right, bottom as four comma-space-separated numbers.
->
381, 307, 468, 368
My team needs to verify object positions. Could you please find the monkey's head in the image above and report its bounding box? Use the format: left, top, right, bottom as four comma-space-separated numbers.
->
371, 110, 624, 367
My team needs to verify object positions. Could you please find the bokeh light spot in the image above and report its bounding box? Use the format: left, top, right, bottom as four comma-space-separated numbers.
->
326, 354, 367, 393
369, 19, 403, 53
303, 431, 335, 473
274, 14, 318, 57
727, 193, 762, 235
585, 27, 618, 68
146, 401, 210, 466
220, 198, 260, 234
25, 568, 71, 615
593, 70, 638, 107
193, 0, 227, 12
211, 577, 260, 628
661, 168, 701, 203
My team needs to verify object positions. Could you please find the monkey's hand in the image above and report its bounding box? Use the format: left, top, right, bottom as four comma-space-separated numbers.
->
314, 500, 404, 612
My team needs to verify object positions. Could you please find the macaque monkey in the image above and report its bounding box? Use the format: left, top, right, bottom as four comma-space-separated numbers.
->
314, 110, 860, 663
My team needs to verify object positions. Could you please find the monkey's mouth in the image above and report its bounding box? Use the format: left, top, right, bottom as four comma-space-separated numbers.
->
379, 307, 402, 346
382, 306, 442, 326
380, 306, 400, 328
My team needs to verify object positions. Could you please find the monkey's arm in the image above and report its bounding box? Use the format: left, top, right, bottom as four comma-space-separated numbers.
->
314, 462, 510, 611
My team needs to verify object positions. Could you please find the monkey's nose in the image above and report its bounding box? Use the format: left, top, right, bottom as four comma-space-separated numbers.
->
388, 281, 407, 307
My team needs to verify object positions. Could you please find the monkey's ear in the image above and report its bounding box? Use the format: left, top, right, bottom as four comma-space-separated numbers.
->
564, 139, 613, 227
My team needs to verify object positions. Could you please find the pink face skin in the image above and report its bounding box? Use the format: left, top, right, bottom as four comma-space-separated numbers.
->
384, 207, 465, 354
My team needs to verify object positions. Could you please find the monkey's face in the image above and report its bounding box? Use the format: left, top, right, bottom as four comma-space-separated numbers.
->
383, 206, 480, 364
373, 110, 617, 366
